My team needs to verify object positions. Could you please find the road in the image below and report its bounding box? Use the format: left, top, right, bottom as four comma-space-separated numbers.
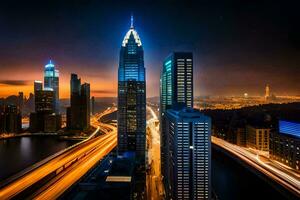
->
212, 136, 300, 197
146, 105, 164, 200
0, 107, 117, 199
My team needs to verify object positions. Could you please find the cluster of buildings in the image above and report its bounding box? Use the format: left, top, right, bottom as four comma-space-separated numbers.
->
245, 121, 299, 172
160, 52, 211, 200
0, 59, 92, 135
30, 61, 61, 132
212, 110, 300, 172
83, 16, 211, 200
0, 91, 32, 134
113, 17, 212, 199
28, 60, 91, 133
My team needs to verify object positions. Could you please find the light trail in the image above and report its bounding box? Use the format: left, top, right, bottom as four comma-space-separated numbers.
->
212, 136, 300, 196
0, 107, 117, 199
34, 135, 117, 199
146, 105, 164, 200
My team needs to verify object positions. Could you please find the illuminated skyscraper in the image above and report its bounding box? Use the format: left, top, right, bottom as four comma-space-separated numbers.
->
44, 60, 59, 114
165, 108, 211, 200
117, 16, 146, 164
160, 52, 193, 187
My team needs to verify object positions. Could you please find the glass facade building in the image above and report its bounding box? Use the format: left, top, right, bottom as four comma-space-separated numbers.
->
160, 52, 193, 190
44, 60, 59, 114
165, 108, 211, 200
117, 18, 146, 165
160, 52, 193, 113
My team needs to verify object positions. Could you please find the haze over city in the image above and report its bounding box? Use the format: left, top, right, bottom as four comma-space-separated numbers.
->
0, 1, 299, 98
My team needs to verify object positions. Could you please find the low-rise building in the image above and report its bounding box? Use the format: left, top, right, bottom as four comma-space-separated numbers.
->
246, 125, 270, 151
269, 120, 300, 171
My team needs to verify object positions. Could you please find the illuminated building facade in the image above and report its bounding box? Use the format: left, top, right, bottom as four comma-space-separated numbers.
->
117, 16, 146, 164
270, 120, 300, 171
160, 52, 193, 188
44, 60, 59, 114
165, 108, 211, 200
30, 87, 61, 133
117, 16, 146, 198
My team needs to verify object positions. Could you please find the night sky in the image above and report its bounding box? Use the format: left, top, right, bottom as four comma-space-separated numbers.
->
0, 1, 299, 98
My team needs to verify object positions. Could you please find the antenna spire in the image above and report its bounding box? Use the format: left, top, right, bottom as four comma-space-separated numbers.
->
130, 14, 134, 28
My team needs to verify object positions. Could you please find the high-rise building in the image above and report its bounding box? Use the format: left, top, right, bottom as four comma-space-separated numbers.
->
68, 73, 81, 129
164, 108, 211, 200
270, 120, 300, 171
67, 73, 90, 130
91, 96, 95, 115
44, 60, 59, 114
30, 79, 61, 133
34, 80, 43, 93
160, 52, 193, 112
35, 88, 55, 113
160, 52, 193, 187
117, 16, 146, 199
81, 83, 91, 130
117, 16, 146, 164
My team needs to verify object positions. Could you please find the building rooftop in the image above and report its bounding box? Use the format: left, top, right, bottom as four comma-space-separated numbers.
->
167, 107, 205, 119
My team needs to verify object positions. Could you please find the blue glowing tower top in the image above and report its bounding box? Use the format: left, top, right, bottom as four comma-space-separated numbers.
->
44, 59, 59, 114
118, 15, 144, 82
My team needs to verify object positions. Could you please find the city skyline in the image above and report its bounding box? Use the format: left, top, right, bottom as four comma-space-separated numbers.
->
0, 2, 299, 199
1, 1, 300, 98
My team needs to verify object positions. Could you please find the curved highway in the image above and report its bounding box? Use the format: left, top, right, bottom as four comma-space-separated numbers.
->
0, 107, 117, 199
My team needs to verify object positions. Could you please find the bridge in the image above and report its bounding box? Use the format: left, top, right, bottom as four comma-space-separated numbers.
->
0, 107, 117, 199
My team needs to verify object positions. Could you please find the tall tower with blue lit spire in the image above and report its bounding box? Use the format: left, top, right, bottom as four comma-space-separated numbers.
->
117, 15, 146, 165
44, 60, 59, 114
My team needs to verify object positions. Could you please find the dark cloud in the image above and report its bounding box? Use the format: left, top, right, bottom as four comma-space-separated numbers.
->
0, 80, 31, 86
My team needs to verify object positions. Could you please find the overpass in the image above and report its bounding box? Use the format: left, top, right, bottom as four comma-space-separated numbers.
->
0, 107, 117, 199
